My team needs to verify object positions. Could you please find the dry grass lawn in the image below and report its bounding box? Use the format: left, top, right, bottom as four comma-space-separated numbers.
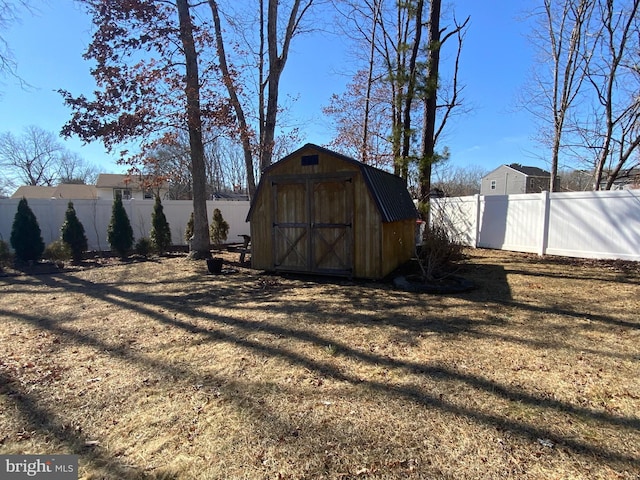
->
0, 248, 639, 479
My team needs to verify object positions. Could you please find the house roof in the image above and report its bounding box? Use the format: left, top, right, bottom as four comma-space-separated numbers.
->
95, 173, 170, 190
11, 184, 98, 199
248, 143, 418, 223
507, 164, 551, 177
95, 174, 135, 188
213, 191, 250, 201
11, 186, 56, 199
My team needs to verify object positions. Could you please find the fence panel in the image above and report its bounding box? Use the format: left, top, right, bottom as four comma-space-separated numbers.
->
4, 191, 638, 261
430, 195, 479, 246
0, 198, 251, 252
432, 190, 640, 262
546, 191, 640, 260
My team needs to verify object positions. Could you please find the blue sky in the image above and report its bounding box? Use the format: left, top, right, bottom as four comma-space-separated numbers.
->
0, 1, 542, 176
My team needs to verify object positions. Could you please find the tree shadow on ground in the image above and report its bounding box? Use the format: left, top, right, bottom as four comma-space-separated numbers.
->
1, 256, 639, 477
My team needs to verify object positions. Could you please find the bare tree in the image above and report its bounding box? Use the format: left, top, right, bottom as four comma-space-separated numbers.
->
144, 131, 248, 200
0, 172, 11, 197
432, 163, 487, 197
524, 0, 595, 192
0, 1, 31, 83
0, 126, 97, 189
323, 69, 394, 168
176, 0, 210, 258
362, 0, 383, 164
58, 151, 99, 184
60, 0, 229, 259
329, 0, 468, 199
558, 166, 593, 191
585, 0, 640, 189
418, 0, 469, 212
207, 0, 316, 197
374, 0, 425, 179
325, 0, 397, 167
144, 140, 193, 200
0, 125, 64, 186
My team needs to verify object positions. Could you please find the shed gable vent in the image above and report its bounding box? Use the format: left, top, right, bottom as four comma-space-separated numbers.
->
301, 154, 319, 166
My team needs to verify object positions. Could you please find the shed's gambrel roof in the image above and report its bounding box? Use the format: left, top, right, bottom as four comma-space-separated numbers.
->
359, 162, 418, 222
247, 143, 419, 223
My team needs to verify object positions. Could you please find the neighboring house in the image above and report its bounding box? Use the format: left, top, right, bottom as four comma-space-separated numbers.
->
11, 184, 98, 199
95, 174, 169, 200
481, 164, 557, 195
10, 174, 170, 201
212, 191, 250, 201
599, 168, 640, 190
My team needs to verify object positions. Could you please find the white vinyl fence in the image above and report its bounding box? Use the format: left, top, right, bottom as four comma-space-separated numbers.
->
0, 198, 251, 252
432, 190, 640, 261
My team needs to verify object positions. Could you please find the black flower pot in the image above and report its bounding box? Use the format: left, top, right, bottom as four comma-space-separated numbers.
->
206, 257, 224, 274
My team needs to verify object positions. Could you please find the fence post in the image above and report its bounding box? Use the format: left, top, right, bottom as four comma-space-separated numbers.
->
539, 191, 550, 256
474, 194, 481, 248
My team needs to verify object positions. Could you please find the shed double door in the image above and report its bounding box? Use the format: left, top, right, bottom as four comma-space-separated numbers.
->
272, 174, 353, 276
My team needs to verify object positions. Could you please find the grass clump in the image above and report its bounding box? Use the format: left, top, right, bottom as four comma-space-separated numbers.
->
43, 240, 72, 266
134, 237, 153, 258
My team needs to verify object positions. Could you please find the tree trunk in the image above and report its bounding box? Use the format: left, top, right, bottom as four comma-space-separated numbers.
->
261, 0, 304, 172
543, 0, 593, 192
208, 0, 257, 198
177, 0, 210, 258
362, 0, 381, 163
400, 0, 424, 182
418, 0, 441, 214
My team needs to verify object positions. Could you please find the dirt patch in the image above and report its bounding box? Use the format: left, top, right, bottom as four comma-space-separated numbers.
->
0, 248, 639, 479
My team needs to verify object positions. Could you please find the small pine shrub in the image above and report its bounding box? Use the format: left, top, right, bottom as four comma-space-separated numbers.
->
209, 208, 229, 246
0, 239, 12, 270
134, 237, 152, 258
184, 212, 194, 243
43, 240, 72, 266
10, 198, 45, 263
107, 193, 134, 258
150, 196, 172, 254
61, 201, 88, 262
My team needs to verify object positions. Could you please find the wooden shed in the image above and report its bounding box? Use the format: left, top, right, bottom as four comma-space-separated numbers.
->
247, 144, 418, 279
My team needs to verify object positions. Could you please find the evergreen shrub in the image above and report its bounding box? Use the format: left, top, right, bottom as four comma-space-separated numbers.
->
10, 198, 45, 263
150, 196, 172, 254
107, 193, 134, 258
61, 201, 88, 262
209, 208, 229, 246
185, 212, 194, 243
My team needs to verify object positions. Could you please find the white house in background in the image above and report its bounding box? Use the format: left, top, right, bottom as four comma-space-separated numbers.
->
481, 164, 556, 195
95, 174, 170, 200
11, 184, 98, 199
10, 174, 170, 201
